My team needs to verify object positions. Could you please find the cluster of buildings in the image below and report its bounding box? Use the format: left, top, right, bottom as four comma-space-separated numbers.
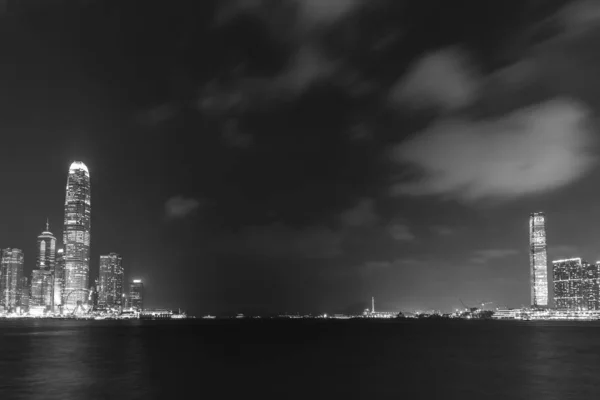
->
528, 211, 600, 311
494, 211, 600, 320
0, 161, 144, 317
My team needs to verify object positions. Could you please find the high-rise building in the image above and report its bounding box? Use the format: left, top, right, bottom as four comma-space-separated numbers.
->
529, 212, 549, 307
0, 248, 24, 311
19, 277, 29, 312
53, 248, 65, 311
30, 269, 52, 308
552, 258, 595, 310
37, 221, 56, 272
585, 262, 600, 310
129, 279, 144, 311
98, 253, 124, 309
31, 221, 57, 309
63, 161, 91, 309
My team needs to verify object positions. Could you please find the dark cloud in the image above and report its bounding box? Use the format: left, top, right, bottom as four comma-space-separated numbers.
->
221, 119, 254, 148
339, 198, 379, 227
388, 224, 415, 242
560, 0, 600, 37
165, 196, 202, 219
216, 0, 364, 31
389, 47, 481, 112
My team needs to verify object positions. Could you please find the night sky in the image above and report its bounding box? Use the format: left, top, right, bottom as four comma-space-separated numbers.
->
1, 0, 599, 315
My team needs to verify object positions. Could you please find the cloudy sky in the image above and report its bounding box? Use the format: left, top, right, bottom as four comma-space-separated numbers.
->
1, 0, 599, 314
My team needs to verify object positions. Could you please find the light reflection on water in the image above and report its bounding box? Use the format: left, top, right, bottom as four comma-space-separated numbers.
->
0, 320, 150, 400
1, 320, 600, 399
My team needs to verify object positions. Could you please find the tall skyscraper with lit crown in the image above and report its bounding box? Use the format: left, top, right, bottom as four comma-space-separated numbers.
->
529, 212, 549, 307
63, 161, 91, 309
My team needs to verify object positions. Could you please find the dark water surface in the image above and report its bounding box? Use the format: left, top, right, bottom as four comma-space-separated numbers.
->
2, 319, 600, 399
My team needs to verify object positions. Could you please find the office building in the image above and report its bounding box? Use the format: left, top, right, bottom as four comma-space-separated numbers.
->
585, 262, 600, 310
129, 279, 144, 311
37, 221, 56, 271
63, 161, 91, 309
529, 212, 549, 307
98, 253, 124, 309
19, 277, 29, 311
53, 248, 65, 310
0, 248, 24, 311
553, 258, 590, 310
30, 269, 52, 308
31, 222, 57, 309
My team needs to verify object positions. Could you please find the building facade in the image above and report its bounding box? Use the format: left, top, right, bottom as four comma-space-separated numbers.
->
53, 248, 65, 310
529, 212, 549, 307
36, 221, 56, 272
63, 161, 91, 309
129, 280, 144, 311
98, 253, 124, 309
0, 248, 24, 311
30, 269, 53, 308
31, 222, 57, 310
19, 277, 29, 312
552, 258, 600, 310
585, 262, 600, 310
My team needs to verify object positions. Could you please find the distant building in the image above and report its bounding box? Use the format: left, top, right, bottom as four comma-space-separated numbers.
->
18, 276, 29, 311
552, 258, 597, 310
0, 248, 24, 311
31, 222, 57, 310
36, 221, 56, 272
98, 253, 124, 309
30, 270, 52, 309
362, 297, 398, 318
586, 262, 600, 310
129, 280, 144, 311
63, 161, 91, 309
54, 248, 65, 311
530, 212, 549, 307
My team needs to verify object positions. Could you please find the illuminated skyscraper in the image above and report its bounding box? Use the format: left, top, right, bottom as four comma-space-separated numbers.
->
585, 262, 599, 310
53, 248, 65, 310
32, 221, 56, 309
98, 253, 124, 309
19, 277, 29, 311
37, 221, 56, 272
63, 161, 91, 309
129, 280, 144, 311
529, 212, 548, 307
553, 258, 587, 310
0, 248, 24, 311
30, 270, 52, 308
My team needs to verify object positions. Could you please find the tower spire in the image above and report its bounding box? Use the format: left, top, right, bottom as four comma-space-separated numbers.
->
46, 218, 49, 231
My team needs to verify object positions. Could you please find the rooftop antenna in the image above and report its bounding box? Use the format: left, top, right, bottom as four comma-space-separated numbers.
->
372, 296, 375, 313
46, 218, 49, 231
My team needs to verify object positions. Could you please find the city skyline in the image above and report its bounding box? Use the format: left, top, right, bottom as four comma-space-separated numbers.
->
4, 1, 600, 315
0, 161, 145, 315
